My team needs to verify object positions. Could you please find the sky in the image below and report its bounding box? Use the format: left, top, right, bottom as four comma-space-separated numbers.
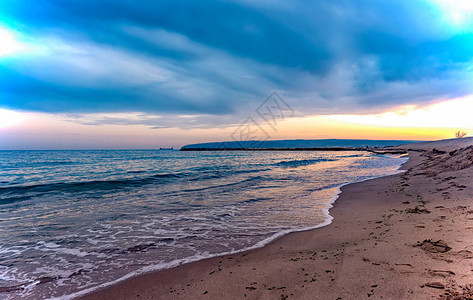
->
1, 0, 473, 149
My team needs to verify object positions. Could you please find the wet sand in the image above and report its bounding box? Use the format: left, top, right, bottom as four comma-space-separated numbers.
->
80, 140, 473, 300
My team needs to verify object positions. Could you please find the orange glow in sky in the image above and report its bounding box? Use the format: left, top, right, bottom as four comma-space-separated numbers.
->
1, 96, 472, 149
328, 96, 473, 129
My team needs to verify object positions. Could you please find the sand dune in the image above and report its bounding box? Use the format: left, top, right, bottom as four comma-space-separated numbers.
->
396, 137, 473, 151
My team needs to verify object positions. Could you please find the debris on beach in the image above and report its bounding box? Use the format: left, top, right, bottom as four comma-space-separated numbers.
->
440, 283, 473, 299
416, 240, 451, 253
405, 206, 431, 214
424, 282, 445, 289
428, 270, 455, 277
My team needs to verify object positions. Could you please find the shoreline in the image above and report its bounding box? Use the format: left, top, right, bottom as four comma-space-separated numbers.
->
82, 145, 473, 299
52, 154, 407, 300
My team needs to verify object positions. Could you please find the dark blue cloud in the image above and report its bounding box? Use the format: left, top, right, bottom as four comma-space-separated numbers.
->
0, 65, 234, 114
0, 0, 332, 72
0, 0, 473, 123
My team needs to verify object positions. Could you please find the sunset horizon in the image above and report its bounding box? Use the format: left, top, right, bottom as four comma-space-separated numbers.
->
1, 95, 472, 150
1, 0, 473, 149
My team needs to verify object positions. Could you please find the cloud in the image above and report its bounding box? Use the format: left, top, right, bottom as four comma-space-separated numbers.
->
61, 112, 238, 129
1, 0, 473, 127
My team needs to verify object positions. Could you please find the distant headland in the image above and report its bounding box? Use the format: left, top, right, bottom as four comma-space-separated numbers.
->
180, 139, 417, 152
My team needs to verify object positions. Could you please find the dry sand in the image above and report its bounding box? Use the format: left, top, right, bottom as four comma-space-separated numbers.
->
80, 139, 473, 300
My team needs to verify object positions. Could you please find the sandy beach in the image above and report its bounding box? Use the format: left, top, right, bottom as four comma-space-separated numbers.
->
80, 138, 473, 300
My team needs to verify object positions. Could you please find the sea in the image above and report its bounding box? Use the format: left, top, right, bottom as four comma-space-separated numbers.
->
0, 150, 408, 299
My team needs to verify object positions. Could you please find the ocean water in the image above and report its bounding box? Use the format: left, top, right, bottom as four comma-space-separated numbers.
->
0, 150, 407, 299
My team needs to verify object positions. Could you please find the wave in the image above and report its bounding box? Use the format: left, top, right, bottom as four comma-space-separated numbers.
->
0, 173, 184, 205
1, 157, 335, 206
274, 158, 335, 168
0, 167, 270, 205
187, 167, 271, 181
180, 176, 265, 194
242, 197, 271, 204
337, 154, 363, 158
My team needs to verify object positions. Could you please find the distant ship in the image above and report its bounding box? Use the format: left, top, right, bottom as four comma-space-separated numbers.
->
159, 147, 174, 150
